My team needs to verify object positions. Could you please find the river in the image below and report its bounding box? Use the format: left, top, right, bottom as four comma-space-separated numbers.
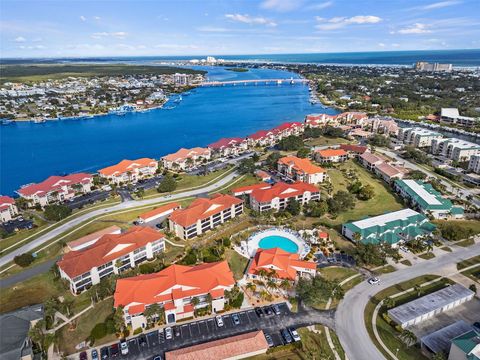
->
0, 66, 338, 195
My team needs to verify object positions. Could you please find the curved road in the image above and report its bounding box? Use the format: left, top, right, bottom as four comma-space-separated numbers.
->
0, 171, 240, 268
335, 240, 480, 360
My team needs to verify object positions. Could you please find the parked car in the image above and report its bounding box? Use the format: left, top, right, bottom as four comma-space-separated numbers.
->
368, 277, 380, 285
232, 314, 240, 325
100, 347, 109, 360
138, 335, 147, 347
264, 306, 273, 316
109, 343, 119, 358
272, 304, 281, 315
216, 315, 224, 327
79, 351, 87, 360
91, 349, 98, 360
174, 326, 181, 337
264, 334, 274, 347
473, 322, 480, 332
120, 339, 128, 355
153, 356, 162, 360
255, 307, 264, 317
165, 327, 173, 340
281, 329, 293, 344
289, 327, 301, 342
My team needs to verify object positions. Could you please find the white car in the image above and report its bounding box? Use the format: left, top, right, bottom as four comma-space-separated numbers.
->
289, 327, 301, 342
164, 327, 173, 340
216, 315, 224, 327
120, 339, 128, 355
368, 277, 380, 285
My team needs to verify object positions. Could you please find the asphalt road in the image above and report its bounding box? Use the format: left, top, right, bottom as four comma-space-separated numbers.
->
335, 240, 480, 360
0, 171, 240, 268
0, 257, 59, 288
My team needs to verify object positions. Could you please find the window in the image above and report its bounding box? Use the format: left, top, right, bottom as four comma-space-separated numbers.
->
97, 262, 113, 271
134, 246, 146, 254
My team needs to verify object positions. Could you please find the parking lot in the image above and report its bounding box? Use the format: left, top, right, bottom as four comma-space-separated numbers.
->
0, 217, 34, 234
316, 252, 356, 268
65, 190, 111, 210
86, 302, 335, 360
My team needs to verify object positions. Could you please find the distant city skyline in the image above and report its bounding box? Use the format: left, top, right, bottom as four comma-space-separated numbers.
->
1, 0, 479, 58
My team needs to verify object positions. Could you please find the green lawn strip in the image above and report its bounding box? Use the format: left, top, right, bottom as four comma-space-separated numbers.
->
225, 249, 249, 281
418, 252, 435, 260
364, 275, 451, 360
440, 246, 452, 252
318, 266, 358, 283
57, 298, 116, 355
457, 255, 480, 270
456, 238, 475, 247
374, 265, 397, 275
400, 259, 412, 266
460, 265, 480, 283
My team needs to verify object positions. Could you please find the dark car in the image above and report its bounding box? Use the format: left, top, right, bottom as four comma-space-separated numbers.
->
255, 307, 264, 317
264, 306, 273, 316
281, 329, 293, 344
232, 313, 240, 325
174, 326, 181, 337
109, 343, 119, 358
79, 351, 87, 360
139, 334, 147, 347
91, 349, 99, 360
100, 347, 109, 360
474, 322, 480, 332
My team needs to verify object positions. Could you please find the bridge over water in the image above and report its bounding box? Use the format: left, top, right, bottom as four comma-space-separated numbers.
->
199, 78, 309, 87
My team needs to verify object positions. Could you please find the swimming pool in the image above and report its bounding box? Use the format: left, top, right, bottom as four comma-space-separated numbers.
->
259, 235, 299, 253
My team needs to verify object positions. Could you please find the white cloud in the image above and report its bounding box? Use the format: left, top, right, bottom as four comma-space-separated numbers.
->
421, 1, 462, 10
18, 44, 46, 50
315, 15, 382, 30
14, 36, 26, 42
79, 15, 86, 22
308, 1, 333, 10
225, 14, 277, 26
397, 23, 432, 34
94, 16, 101, 20
378, 42, 385, 47
154, 44, 199, 49
260, 0, 303, 12
91, 31, 128, 39
392, 43, 400, 47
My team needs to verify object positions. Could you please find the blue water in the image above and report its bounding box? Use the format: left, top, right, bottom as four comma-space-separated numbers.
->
258, 235, 299, 254
0, 66, 337, 195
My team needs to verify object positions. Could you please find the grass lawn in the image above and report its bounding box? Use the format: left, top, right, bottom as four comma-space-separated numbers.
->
219, 174, 259, 194
457, 255, 480, 270
433, 219, 480, 239
57, 298, 116, 355
318, 266, 358, 283
364, 275, 451, 360
456, 238, 475, 247
461, 265, 480, 283
400, 259, 412, 266
418, 252, 435, 260
319, 160, 404, 227
225, 249, 249, 280
305, 136, 352, 147
374, 265, 396, 275
440, 246, 452, 252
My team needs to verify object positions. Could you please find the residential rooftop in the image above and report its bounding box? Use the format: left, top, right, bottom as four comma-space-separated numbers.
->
421, 320, 473, 355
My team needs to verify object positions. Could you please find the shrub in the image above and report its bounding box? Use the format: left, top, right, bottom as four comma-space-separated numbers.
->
139, 263, 156, 274
90, 323, 108, 340
133, 327, 143, 335
44, 204, 72, 221
14, 253, 35, 267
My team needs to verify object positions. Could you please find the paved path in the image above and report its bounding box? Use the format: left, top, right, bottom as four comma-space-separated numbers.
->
0, 171, 240, 269
335, 239, 480, 360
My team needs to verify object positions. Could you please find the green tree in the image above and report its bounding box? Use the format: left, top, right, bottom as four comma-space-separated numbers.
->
384, 297, 396, 309
368, 134, 390, 147
304, 201, 328, 217
296, 147, 311, 158
238, 158, 256, 174
44, 204, 72, 221
327, 191, 356, 214
408, 170, 427, 180
266, 152, 282, 169
143, 303, 162, 326
14, 253, 35, 267
29, 320, 47, 354
296, 275, 344, 306
400, 329, 417, 347
278, 135, 304, 151
358, 184, 375, 200
15, 197, 30, 210
157, 174, 177, 193
286, 198, 301, 216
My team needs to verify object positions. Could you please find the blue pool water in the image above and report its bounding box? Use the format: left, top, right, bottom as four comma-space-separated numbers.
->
258, 235, 299, 253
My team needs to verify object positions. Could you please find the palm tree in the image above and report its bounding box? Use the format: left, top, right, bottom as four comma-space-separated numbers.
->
279, 279, 291, 291
413, 284, 422, 297
383, 297, 396, 309
256, 269, 268, 279
259, 290, 269, 301
400, 329, 417, 347
267, 279, 278, 290
246, 283, 257, 293
352, 232, 362, 243
191, 296, 200, 308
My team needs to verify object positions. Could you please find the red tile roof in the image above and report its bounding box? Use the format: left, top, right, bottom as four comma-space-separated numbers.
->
248, 130, 272, 141
98, 158, 157, 177
375, 163, 403, 178
114, 261, 235, 313
273, 122, 303, 132
139, 202, 181, 221
315, 149, 347, 158
278, 156, 325, 174
0, 196, 15, 206
250, 182, 319, 203
162, 148, 210, 162
58, 226, 164, 278
165, 330, 268, 360
360, 152, 385, 165
169, 194, 242, 228
208, 137, 245, 149
248, 248, 317, 280
339, 144, 368, 154
17, 173, 92, 196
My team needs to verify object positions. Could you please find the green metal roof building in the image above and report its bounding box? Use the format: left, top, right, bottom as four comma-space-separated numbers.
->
342, 208, 436, 245
394, 179, 464, 219
449, 330, 480, 360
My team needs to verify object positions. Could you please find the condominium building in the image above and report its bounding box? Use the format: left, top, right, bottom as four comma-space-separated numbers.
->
168, 194, 243, 240
208, 137, 248, 157
114, 261, 235, 327
364, 117, 399, 135
305, 113, 339, 127
468, 154, 480, 174
17, 173, 93, 207
247, 129, 277, 147
0, 196, 18, 223
336, 111, 368, 125
339, 144, 368, 158
441, 108, 478, 127
359, 152, 386, 171
237, 182, 320, 212
314, 149, 348, 164
161, 147, 211, 170
342, 208, 436, 246
272, 121, 304, 137
277, 156, 327, 184
398, 127, 443, 148
98, 158, 158, 185
247, 248, 316, 281
57, 227, 166, 294
374, 162, 406, 183
431, 138, 480, 162
394, 179, 464, 219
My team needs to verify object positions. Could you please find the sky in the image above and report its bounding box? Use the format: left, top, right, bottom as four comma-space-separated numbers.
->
1, 0, 479, 58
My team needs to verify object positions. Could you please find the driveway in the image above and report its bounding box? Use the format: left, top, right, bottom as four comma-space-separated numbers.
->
335, 239, 480, 360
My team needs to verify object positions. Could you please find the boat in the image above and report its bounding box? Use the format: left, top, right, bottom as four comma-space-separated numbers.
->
33, 119, 46, 124
1, 119, 14, 125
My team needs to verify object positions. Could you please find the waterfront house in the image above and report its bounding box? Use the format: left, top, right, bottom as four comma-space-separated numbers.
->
247, 130, 277, 147
305, 113, 339, 127
314, 149, 348, 164
17, 173, 93, 207
277, 156, 327, 184
168, 194, 243, 240
161, 147, 211, 171
0, 196, 18, 223
208, 137, 248, 157
342, 208, 436, 246
272, 121, 304, 138
57, 226, 166, 294
113, 261, 235, 327
98, 158, 158, 185
237, 182, 320, 212
247, 247, 316, 281
336, 111, 368, 125
394, 179, 464, 219
374, 162, 406, 183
